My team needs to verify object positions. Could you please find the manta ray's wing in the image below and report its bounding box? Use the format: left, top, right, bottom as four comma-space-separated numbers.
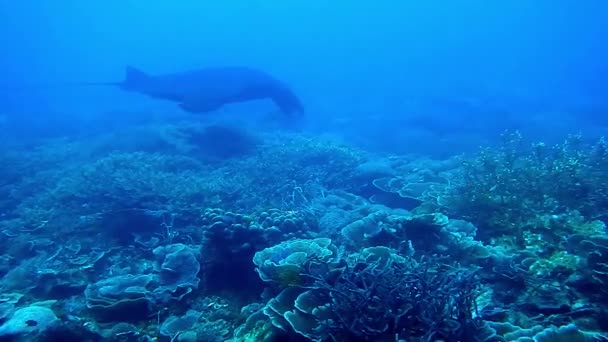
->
121, 66, 153, 91
178, 94, 224, 113
174, 79, 236, 113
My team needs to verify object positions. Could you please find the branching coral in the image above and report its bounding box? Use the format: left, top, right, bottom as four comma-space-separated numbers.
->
439, 131, 608, 242
256, 243, 484, 341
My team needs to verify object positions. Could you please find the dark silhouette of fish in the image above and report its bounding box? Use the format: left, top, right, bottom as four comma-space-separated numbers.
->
117, 66, 304, 116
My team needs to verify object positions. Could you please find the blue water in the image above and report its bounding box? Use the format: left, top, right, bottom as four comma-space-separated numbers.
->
2, 1, 607, 153
0, 1, 607, 341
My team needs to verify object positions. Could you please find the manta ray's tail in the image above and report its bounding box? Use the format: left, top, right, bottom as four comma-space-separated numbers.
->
44, 66, 149, 88
0, 66, 149, 90
0, 80, 120, 90
55, 66, 150, 89
72, 81, 121, 86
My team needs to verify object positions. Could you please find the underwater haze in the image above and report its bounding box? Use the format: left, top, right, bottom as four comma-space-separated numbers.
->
1, 1, 608, 341
2, 1, 607, 151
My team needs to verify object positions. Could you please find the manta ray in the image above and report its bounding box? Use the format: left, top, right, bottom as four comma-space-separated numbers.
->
108, 66, 304, 116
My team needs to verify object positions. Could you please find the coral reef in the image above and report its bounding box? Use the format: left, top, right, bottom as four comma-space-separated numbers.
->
438, 132, 608, 242
1, 124, 607, 341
